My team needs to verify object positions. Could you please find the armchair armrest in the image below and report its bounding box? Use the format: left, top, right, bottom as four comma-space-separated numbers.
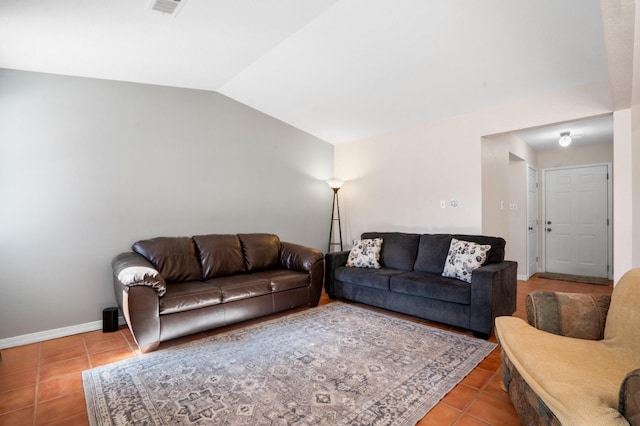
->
526, 290, 611, 340
620, 368, 640, 425
469, 260, 518, 337
324, 250, 350, 299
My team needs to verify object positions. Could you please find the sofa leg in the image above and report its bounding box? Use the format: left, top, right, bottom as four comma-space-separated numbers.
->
473, 331, 490, 340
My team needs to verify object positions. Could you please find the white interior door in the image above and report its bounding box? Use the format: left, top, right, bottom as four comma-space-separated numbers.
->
527, 165, 538, 278
544, 165, 608, 277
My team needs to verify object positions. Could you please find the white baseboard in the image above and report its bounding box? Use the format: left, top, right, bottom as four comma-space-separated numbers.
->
0, 317, 126, 350
517, 274, 528, 281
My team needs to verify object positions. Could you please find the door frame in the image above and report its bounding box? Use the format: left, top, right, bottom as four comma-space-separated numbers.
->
526, 164, 538, 279
540, 162, 613, 279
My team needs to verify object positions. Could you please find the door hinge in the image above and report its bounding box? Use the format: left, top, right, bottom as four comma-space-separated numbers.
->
536, 256, 539, 262
607, 218, 610, 226
607, 264, 610, 272
607, 173, 609, 180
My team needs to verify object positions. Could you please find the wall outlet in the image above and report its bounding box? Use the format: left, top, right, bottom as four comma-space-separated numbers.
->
510, 203, 518, 210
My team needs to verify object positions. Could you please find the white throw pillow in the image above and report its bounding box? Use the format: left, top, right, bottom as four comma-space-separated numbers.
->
346, 238, 383, 269
442, 238, 491, 283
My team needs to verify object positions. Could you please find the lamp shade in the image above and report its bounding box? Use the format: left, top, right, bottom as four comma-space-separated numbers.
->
326, 179, 344, 189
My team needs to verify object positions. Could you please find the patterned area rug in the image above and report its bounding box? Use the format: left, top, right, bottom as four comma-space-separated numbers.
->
83, 302, 496, 425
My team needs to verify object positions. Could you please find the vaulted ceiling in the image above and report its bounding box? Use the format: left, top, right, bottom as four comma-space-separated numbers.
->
0, 0, 631, 145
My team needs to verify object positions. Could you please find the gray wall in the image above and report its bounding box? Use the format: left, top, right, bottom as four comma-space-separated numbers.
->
0, 69, 333, 339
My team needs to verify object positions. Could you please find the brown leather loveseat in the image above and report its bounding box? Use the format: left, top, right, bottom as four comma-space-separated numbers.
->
112, 233, 324, 353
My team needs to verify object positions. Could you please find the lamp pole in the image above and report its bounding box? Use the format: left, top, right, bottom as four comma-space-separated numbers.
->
327, 180, 344, 253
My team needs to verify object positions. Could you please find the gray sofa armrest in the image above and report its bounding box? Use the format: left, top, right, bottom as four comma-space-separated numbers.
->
525, 290, 611, 340
469, 260, 518, 337
324, 250, 350, 299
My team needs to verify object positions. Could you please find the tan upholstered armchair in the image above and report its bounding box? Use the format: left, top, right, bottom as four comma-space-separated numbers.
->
495, 269, 640, 426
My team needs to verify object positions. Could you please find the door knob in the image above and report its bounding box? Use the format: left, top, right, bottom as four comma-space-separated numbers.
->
528, 227, 533, 231
547, 228, 552, 232
547, 221, 552, 225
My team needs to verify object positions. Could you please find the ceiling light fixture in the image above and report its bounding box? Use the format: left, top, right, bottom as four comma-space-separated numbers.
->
147, 0, 186, 16
558, 132, 572, 147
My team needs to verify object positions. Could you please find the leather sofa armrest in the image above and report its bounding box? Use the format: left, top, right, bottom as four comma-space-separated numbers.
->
112, 252, 166, 296
525, 290, 611, 340
620, 368, 640, 425
469, 260, 518, 337
324, 250, 350, 299
280, 242, 325, 307
112, 252, 162, 353
280, 242, 324, 272
121, 285, 161, 353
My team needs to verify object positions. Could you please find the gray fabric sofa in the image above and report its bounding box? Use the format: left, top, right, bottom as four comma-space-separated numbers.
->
112, 233, 324, 353
325, 232, 517, 338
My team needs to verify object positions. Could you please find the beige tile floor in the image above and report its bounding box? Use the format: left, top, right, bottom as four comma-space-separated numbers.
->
0, 275, 613, 425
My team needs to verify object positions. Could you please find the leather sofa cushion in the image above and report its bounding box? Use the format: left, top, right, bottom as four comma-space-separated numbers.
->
209, 274, 272, 303
193, 234, 247, 279
335, 266, 406, 291
250, 269, 310, 293
159, 281, 222, 314
361, 232, 420, 270
390, 272, 471, 304
132, 237, 202, 283
238, 233, 281, 272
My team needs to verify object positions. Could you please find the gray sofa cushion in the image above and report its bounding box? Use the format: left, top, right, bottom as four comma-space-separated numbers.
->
453, 234, 506, 264
390, 271, 471, 304
335, 266, 406, 291
413, 234, 507, 274
361, 232, 420, 270
412, 234, 454, 273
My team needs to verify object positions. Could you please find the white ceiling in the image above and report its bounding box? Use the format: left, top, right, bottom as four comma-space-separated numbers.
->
0, 0, 615, 145
514, 114, 613, 151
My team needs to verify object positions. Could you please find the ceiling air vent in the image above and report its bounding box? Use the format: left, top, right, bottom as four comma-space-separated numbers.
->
147, 0, 186, 16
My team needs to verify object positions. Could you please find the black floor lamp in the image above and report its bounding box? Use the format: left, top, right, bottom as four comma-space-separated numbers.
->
327, 179, 344, 253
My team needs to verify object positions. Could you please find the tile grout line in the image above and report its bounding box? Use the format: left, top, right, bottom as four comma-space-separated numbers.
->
459, 369, 504, 425
120, 328, 139, 357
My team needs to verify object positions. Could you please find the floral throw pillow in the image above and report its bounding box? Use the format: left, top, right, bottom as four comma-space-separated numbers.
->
346, 238, 383, 269
442, 238, 491, 283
